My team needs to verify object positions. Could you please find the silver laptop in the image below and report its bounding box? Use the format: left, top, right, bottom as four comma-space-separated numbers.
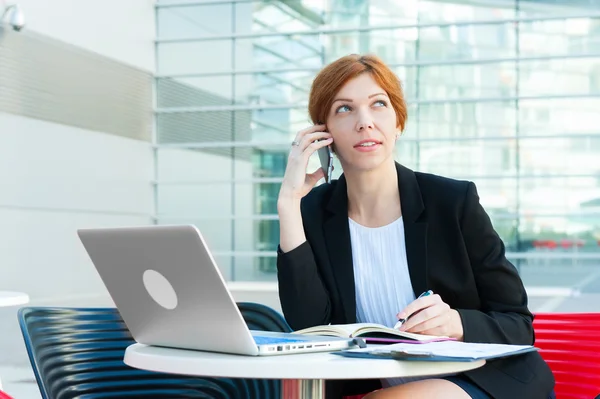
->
77, 224, 356, 356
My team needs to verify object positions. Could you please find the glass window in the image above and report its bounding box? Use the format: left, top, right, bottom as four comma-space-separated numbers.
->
155, 0, 600, 300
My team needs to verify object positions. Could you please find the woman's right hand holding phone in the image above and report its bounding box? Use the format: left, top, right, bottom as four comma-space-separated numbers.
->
277, 125, 332, 252
279, 125, 332, 202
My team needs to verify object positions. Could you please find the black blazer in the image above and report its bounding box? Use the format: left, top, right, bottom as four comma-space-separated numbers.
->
277, 163, 554, 399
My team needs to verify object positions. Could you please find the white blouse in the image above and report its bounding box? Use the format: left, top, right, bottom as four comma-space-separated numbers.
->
348, 216, 429, 387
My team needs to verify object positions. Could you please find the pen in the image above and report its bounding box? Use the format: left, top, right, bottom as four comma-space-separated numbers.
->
394, 290, 433, 330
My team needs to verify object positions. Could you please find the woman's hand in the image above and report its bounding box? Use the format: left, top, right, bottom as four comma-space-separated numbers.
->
278, 125, 332, 203
396, 294, 464, 341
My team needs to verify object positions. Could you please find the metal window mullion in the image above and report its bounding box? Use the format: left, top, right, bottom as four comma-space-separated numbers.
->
154, 172, 600, 185
252, 73, 309, 94
176, 250, 600, 260
414, 8, 422, 171
154, 131, 600, 149
155, 13, 600, 43
514, 0, 522, 270
155, 92, 600, 113
155, 52, 600, 78
230, 2, 237, 281
152, 5, 160, 225
157, 0, 258, 8
253, 18, 322, 57
158, 207, 600, 220
253, 43, 309, 69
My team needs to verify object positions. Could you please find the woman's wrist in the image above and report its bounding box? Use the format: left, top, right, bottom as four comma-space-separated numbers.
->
449, 309, 464, 341
277, 196, 307, 253
277, 192, 302, 213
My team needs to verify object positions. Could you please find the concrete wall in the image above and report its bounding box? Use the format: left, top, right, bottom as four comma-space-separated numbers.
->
0, 0, 156, 365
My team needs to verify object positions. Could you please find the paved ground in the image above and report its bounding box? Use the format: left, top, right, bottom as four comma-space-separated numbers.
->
521, 265, 600, 312
1, 263, 599, 398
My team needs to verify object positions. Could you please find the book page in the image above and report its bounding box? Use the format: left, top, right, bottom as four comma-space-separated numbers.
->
296, 323, 450, 341
295, 323, 386, 337
353, 325, 446, 341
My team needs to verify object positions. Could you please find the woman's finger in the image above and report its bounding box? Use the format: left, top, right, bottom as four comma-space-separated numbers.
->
400, 304, 442, 332
417, 313, 455, 337
292, 124, 327, 144
396, 294, 442, 325
302, 137, 333, 159
299, 131, 332, 150
405, 312, 448, 334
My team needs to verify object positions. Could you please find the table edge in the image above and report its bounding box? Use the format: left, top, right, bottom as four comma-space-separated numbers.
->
124, 343, 486, 381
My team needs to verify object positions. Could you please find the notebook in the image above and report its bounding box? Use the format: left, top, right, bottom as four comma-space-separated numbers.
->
295, 322, 454, 344
335, 340, 538, 362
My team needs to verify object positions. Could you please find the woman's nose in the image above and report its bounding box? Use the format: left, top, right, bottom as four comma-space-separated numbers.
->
356, 110, 374, 131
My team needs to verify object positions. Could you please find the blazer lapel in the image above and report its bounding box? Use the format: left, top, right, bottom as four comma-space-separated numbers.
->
396, 163, 429, 297
323, 175, 357, 323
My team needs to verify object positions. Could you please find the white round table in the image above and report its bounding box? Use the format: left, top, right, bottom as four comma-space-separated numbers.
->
124, 343, 485, 399
0, 291, 29, 307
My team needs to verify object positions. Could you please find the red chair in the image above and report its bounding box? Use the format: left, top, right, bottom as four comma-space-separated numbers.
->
0, 390, 15, 399
534, 313, 600, 399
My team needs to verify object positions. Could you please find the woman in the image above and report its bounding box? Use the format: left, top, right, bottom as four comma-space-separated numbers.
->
276, 54, 555, 399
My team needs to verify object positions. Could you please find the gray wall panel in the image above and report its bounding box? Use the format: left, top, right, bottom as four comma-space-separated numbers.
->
157, 77, 252, 160
0, 28, 152, 141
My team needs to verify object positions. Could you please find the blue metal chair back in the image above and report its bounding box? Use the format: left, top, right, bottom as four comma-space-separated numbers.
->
18, 303, 290, 399
237, 302, 292, 333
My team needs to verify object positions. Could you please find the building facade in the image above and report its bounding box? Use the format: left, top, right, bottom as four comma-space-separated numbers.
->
155, 0, 600, 282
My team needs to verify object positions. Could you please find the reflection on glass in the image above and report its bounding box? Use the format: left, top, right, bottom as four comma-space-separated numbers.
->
155, 0, 600, 281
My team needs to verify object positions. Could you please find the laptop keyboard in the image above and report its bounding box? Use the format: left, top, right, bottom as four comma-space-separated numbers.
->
253, 335, 310, 345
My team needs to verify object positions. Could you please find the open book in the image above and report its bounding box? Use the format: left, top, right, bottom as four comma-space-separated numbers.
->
294, 323, 453, 343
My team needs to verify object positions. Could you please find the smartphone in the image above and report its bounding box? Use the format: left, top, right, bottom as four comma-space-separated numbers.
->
317, 144, 333, 183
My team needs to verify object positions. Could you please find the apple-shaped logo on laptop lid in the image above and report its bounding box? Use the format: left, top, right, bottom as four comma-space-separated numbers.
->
142, 269, 178, 310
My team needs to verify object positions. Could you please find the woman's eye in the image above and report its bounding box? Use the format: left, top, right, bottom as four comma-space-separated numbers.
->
336, 105, 351, 113
373, 100, 387, 107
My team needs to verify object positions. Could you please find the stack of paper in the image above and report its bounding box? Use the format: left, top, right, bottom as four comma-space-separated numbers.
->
335, 340, 537, 362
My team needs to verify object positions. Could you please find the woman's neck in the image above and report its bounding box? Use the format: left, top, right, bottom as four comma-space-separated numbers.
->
345, 160, 401, 228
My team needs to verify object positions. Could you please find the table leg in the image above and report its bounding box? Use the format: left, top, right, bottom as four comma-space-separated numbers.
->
281, 379, 325, 399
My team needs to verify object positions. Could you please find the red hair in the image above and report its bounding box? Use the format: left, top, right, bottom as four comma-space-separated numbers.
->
308, 54, 408, 131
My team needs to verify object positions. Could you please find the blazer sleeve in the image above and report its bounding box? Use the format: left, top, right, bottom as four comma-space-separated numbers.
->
276, 209, 332, 330
456, 181, 535, 345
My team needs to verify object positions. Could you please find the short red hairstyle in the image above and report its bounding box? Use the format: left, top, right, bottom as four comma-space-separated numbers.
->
308, 54, 408, 131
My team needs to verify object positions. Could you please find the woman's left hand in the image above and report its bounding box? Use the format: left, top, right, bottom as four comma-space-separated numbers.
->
396, 294, 464, 341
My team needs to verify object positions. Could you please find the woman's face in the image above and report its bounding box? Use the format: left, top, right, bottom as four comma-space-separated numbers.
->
325, 73, 398, 173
